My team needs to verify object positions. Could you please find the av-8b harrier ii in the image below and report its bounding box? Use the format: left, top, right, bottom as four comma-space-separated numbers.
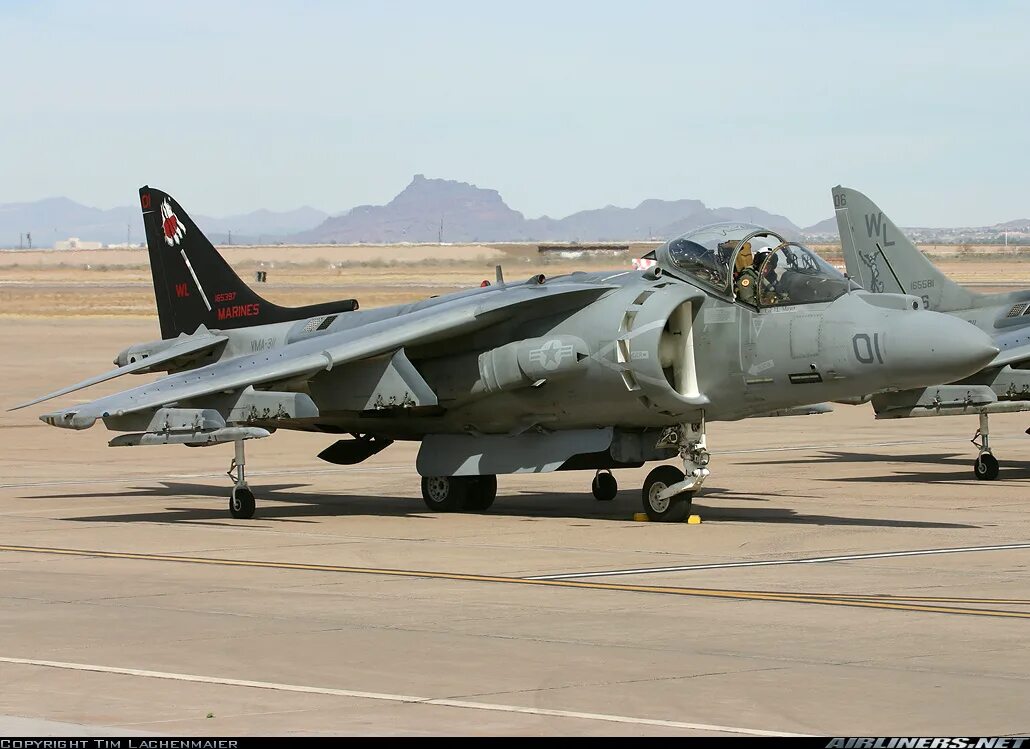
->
12, 187, 997, 520
834, 186, 1030, 480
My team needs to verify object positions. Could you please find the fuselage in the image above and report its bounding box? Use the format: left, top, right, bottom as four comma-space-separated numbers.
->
175, 268, 997, 440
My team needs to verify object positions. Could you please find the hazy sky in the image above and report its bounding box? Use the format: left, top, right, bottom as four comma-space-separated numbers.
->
3, 1, 1029, 226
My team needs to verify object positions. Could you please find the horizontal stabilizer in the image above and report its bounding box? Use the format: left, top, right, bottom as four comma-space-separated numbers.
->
9, 332, 227, 411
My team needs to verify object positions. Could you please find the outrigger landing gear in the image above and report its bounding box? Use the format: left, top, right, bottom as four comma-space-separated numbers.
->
972, 412, 1000, 481
643, 417, 710, 522
591, 470, 618, 501
228, 438, 256, 518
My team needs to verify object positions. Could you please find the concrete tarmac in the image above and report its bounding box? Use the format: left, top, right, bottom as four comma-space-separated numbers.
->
1, 319, 1028, 736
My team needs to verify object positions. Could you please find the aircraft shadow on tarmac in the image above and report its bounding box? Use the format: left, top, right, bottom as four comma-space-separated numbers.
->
27, 480, 975, 529
747, 451, 1030, 483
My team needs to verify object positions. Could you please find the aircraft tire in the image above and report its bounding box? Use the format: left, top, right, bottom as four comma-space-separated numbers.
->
421, 476, 470, 512
591, 471, 618, 501
229, 486, 256, 519
642, 465, 691, 522
462, 475, 497, 512
974, 453, 999, 481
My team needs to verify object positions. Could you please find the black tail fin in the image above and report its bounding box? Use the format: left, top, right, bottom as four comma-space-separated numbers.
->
139, 186, 358, 339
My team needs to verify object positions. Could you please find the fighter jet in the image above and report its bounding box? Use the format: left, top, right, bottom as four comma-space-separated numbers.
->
10, 187, 998, 520
833, 186, 1030, 480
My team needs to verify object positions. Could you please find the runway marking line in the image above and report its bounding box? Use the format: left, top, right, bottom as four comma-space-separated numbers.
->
525, 543, 1030, 580
2, 544, 1029, 620
0, 655, 806, 737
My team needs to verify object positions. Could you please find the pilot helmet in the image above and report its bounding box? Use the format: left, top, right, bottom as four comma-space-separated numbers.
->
753, 246, 775, 268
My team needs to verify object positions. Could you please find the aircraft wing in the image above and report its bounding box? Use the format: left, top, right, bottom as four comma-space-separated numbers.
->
40, 282, 617, 431
9, 332, 228, 411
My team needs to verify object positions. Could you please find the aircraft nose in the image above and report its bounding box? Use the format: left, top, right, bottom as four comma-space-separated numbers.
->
886, 312, 998, 386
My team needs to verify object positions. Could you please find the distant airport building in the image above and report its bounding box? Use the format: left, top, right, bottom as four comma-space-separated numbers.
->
538, 243, 631, 260
538, 243, 630, 254
53, 237, 103, 250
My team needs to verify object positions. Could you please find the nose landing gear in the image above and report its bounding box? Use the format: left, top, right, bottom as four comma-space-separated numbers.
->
643, 417, 710, 521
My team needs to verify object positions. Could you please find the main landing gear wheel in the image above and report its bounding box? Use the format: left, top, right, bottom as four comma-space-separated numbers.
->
421, 476, 498, 512
642, 465, 692, 523
229, 485, 255, 519
974, 453, 999, 481
591, 471, 618, 501
421, 476, 468, 511
421, 476, 497, 512
463, 475, 497, 512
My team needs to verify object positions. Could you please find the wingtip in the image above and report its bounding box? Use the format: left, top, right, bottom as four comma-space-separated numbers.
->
38, 410, 84, 429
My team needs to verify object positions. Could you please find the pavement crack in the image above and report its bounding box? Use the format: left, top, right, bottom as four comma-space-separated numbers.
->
439, 666, 787, 702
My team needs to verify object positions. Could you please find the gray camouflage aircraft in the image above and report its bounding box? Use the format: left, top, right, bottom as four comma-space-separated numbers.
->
833, 186, 1030, 480
11, 187, 999, 520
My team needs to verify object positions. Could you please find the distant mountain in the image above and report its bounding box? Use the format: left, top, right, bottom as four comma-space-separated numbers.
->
661, 206, 800, 239
995, 219, 1030, 231
801, 217, 840, 237
294, 175, 527, 243
0, 198, 328, 248
295, 175, 803, 243
198, 207, 328, 243
524, 199, 708, 241
0, 197, 142, 247
5, 180, 1027, 248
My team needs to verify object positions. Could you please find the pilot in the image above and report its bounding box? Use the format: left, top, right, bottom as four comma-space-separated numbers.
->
752, 248, 773, 276
753, 249, 784, 304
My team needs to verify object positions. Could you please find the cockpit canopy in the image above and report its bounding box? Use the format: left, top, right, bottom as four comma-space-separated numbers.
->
655, 222, 850, 307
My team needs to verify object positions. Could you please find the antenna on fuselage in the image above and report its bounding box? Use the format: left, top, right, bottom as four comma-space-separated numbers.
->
495, 265, 505, 287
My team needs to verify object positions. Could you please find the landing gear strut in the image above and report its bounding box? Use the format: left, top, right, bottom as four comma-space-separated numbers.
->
643, 417, 710, 522
972, 412, 1000, 481
228, 438, 256, 518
